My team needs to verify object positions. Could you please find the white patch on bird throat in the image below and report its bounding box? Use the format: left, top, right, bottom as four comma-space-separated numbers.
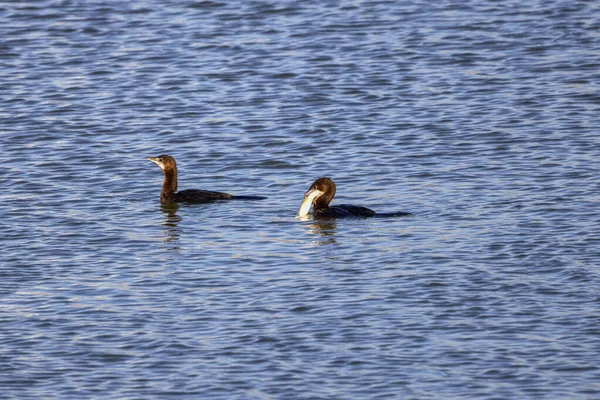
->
297, 189, 324, 217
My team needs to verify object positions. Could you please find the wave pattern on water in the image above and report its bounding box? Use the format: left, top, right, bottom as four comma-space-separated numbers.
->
1, 0, 600, 398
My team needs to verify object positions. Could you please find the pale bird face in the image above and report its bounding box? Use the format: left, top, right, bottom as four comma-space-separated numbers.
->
146, 155, 175, 171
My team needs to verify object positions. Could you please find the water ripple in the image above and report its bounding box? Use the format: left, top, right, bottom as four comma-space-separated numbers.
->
1, 0, 600, 398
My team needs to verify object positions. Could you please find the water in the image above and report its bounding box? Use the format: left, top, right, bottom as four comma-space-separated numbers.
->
2, 0, 600, 398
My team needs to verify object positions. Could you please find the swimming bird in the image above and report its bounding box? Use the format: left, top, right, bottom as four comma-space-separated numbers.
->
297, 177, 411, 218
147, 154, 265, 203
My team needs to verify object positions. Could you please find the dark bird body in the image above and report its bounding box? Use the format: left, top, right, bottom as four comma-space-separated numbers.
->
298, 177, 411, 219
147, 154, 265, 204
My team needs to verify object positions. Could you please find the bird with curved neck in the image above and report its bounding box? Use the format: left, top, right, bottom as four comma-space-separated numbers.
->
297, 177, 411, 218
146, 154, 265, 204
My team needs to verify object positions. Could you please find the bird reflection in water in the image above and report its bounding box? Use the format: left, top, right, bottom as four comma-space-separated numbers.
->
160, 203, 182, 246
304, 219, 338, 246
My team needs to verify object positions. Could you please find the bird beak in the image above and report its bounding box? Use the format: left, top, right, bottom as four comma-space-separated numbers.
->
146, 156, 161, 167
297, 188, 324, 217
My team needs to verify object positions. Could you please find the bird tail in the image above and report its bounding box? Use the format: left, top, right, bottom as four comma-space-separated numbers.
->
374, 211, 412, 218
231, 195, 267, 201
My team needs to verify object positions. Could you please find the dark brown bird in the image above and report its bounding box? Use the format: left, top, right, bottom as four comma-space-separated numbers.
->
298, 177, 411, 218
147, 154, 265, 204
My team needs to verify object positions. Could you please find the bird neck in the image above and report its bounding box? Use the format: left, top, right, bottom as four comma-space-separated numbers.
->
313, 185, 335, 212
160, 167, 178, 202
313, 196, 330, 212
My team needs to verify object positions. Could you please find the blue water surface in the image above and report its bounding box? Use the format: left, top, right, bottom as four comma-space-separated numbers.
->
1, 0, 600, 398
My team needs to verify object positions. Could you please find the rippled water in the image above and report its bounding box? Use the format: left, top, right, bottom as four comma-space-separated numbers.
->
2, 0, 600, 398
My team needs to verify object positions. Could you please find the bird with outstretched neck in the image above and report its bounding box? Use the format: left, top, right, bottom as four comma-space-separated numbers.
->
147, 154, 265, 204
298, 177, 411, 218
